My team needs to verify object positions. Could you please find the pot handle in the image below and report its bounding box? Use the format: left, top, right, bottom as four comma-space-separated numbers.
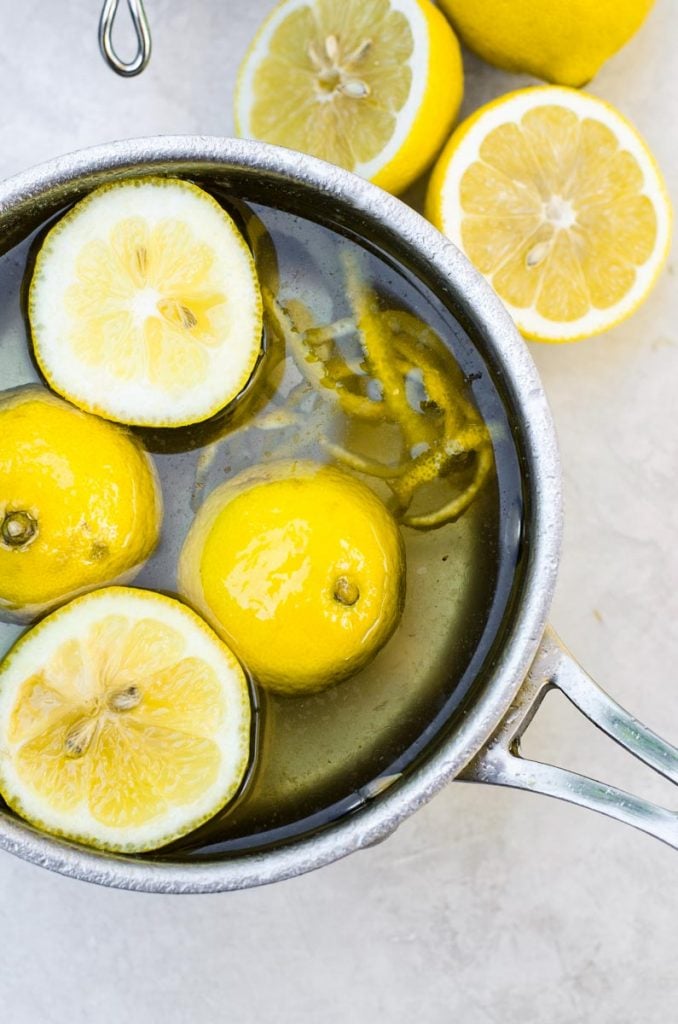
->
459, 627, 678, 848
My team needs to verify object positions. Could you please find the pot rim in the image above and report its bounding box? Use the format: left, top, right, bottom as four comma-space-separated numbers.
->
0, 135, 562, 892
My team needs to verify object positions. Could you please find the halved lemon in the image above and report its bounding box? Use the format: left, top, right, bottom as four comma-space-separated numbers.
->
234, 0, 463, 195
427, 87, 672, 342
0, 587, 252, 852
29, 177, 263, 427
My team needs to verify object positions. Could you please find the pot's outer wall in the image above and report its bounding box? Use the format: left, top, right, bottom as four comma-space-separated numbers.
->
0, 137, 562, 892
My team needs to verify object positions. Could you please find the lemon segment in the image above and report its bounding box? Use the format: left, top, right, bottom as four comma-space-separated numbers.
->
0, 588, 252, 852
235, 0, 462, 195
427, 87, 672, 343
0, 387, 161, 620
29, 177, 263, 427
179, 461, 406, 695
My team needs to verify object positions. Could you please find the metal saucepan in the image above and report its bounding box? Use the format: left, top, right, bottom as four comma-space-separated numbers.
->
0, 137, 676, 892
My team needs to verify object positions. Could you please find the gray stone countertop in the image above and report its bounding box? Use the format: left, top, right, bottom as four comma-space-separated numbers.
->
0, 1, 676, 1021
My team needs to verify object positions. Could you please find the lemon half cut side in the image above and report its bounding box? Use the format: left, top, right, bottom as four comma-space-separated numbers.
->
0, 587, 253, 853
427, 87, 672, 343
235, 0, 463, 195
29, 177, 263, 427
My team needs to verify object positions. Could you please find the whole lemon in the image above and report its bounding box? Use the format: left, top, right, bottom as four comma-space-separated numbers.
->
178, 461, 406, 695
0, 387, 162, 620
438, 0, 655, 87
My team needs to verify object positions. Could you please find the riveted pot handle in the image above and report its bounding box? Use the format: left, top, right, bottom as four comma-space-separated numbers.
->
459, 627, 678, 848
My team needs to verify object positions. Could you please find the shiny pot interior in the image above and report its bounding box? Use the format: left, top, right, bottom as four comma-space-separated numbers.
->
0, 137, 561, 891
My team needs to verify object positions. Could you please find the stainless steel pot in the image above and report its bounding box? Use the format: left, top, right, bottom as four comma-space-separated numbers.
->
0, 137, 676, 892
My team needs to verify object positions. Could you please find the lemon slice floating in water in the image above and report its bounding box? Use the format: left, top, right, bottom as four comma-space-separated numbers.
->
0, 587, 252, 852
427, 87, 672, 342
29, 177, 263, 427
235, 0, 463, 195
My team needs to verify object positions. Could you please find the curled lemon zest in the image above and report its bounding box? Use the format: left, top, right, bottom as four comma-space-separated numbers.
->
320, 439, 410, 479
402, 444, 494, 530
258, 259, 494, 531
264, 287, 390, 422
343, 252, 433, 450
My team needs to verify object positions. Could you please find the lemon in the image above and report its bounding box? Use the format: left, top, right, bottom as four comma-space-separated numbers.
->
29, 177, 263, 428
437, 0, 655, 87
0, 587, 252, 852
0, 387, 161, 621
178, 461, 406, 695
426, 87, 672, 343
234, 0, 463, 195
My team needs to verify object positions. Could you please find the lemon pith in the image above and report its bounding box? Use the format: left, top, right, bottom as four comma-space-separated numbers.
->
0, 386, 162, 620
29, 177, 263, 427
179, 461, 406, 695
427, 87, 672, 343
235, 0, 462, 195
0, 587, 252, 852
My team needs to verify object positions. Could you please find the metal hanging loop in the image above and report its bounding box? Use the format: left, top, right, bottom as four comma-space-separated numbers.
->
99, 0, 152, 77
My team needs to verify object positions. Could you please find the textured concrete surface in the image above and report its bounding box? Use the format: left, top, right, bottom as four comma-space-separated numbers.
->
0, 1, 676, 1021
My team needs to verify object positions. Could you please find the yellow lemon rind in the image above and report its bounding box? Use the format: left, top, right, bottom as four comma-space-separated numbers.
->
371, 0, 463, 195
0, 387, 163, 623
179, 461, 406, 696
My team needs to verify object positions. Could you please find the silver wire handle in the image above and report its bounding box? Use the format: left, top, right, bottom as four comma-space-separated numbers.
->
461, 627, 678, 848
98, 0, 152, 77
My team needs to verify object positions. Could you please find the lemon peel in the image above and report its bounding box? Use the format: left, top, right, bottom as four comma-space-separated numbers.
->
179, 461, 405, 695
0, 387, 161, 621
437, 0, 655, 88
